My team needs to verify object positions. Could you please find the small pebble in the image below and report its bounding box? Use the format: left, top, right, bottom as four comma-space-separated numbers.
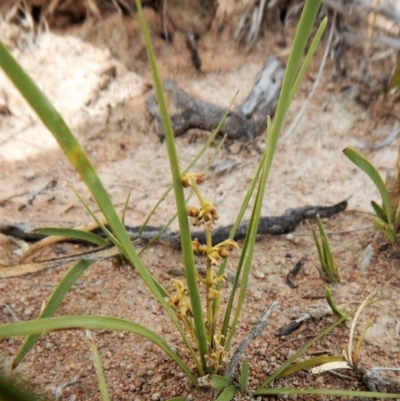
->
151, 392, 161, 401
253, 270, 265, 279
24, 170, 35, 181
293, 236, 300, 245
229, 143, 241, 154
24, 307, 33, 316
286, 233, 294, 241
249, 316, 258, 324
118, 332, 125, 339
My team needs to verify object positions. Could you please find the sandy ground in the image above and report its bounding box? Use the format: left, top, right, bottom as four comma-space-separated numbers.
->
0, 4, 400, 401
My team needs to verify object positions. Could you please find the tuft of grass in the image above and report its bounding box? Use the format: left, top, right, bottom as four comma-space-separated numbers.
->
0, 0, 399, 399
344, 147, 400, 243
313, 215, 340, 283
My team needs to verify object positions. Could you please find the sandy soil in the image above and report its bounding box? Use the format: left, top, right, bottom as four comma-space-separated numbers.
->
0, 3, 400, 401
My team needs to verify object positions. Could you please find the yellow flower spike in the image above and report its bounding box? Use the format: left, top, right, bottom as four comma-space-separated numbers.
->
218, 248, 231, 259
187, 205, 200, 217
181, 172, 205, 188
208, 287, 220, 300
208, 251, 222, 266
218, 239, 239, 251
192, 239, 201, 252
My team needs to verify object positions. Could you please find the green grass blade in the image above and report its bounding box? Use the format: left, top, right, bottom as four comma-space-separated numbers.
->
343, 147, 393, 224
371, 200, 388, 222
222, 0, 323, 348
68, 184, 120, 247
260, 313, 349, 387
12, 259, 94, 369
374, 217, 397, 243
210, 375, 232, 390
34, 228, 108, 247
289, 17, 328, 102
0, 315, 198, 387
313, 229, 324, 268
86, 330, 111, 401
120, 192, 131, 226
215, 385, 236, 401
134, 0, 208, 372
240, 358, 249, 394
278, 355, 346, 378
219, 151, 265, 344
0, 40, 199, 375
325, 288, 346, 318
254, 388, 400, 398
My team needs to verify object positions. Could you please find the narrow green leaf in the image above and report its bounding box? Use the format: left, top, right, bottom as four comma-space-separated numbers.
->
0, 315, 198, 387
374, 218, 397, 243
223, 0, 323, 350
261, 313, 350, 387
278, 355, 346, 378
313, 230, 324, 268
120, 192, 131, 226
343, 147, 393, 224
240, 358, 249, 394
254, 387, 400, 398
315, 217, 339, 283
215, 385, 236, 401
325, 288, 346, 318
210, 375, 232, 390
371, 200, 388, 223
134, 0, 208, 373
289, 17, 328, 102
86, 331, 111, 401
220, 149, 267, 346
12, 260, 94, 369
34, 228, 108, 247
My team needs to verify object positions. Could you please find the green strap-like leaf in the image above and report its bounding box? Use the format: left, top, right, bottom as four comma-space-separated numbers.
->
278, 355, 345, 378
215, 385, 236, 401
343, 147, 393, 224
134, 0, 208, 373
240, 358, 249, 394
254, 387, 400, 398
371, 200, 388, 223
374, 217, 397, 244
210, 375, 232, 390
325, 288, 346, 318
87, 331, 111, 401
12, 259, 94, 369
34, 228, 108, 247
1, 315, 197, 386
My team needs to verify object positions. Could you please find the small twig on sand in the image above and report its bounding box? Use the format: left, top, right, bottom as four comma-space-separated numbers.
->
224, 301, 278, 380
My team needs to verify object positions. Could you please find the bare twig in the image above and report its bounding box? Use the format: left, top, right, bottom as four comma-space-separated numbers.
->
224, 301, 278, 380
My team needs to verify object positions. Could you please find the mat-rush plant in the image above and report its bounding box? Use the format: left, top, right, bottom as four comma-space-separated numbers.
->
344, 147, 400, 243
0, 0, 399, 399
313, 216, 340, 283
